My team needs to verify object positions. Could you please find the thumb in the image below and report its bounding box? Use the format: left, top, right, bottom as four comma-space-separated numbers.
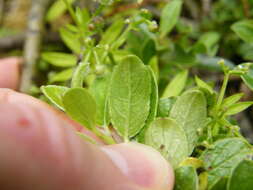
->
0, 57, 21, 90
0, 101, 174, 189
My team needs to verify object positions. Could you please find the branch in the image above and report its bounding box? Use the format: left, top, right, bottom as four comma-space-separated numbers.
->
0, 0, 4, 24
20, 0, 53, 93
202, 0, 212, 16
0, 32, 60, 51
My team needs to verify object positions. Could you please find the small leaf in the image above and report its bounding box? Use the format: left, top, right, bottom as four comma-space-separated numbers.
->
221, 93, 244, 108
100, 19, 125, 45
242, 64, 253, 90
160, 0, 183, 38
195, 76, 214, 94
141, 39, 156, 65
41, 85, 69, 110
63, 88, 96, 129
60, 27, 82, 53
144, 118, 188, 168
231, 20, 253, 42
46, 0, 76, 22
157, 98, 176, 117
41, 52, 77, 67
145, 67, 159, 126
71, 61, 90, 88
174, 166, 199, 190
224, 101, 253, 115
109, 55, 151, 139
170, 90, 207, 154
162, 70, 188, 98
49, 68, 74, 83
194, 32, 220, 56
227, 160, 253, 190
200, 138, 252, 188
210, 177, 228, 190
90, 75, 111, 125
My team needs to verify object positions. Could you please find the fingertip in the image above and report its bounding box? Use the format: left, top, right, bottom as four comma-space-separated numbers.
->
102, 143, 175, 190
0, 57, 21, 90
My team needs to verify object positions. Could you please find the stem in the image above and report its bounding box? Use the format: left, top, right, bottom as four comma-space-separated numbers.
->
62, 0, 86, 50
71, 51, 91, 88
216, 73, 230, 110
92, 127, 116, 144
63, 0, 78, 25
111, 25, 131, 50
20, 0, 53, 92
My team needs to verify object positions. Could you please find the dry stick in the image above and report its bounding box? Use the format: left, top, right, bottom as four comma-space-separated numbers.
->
0, 32, 60, 51
20, 0, 53, 93
0, 0, 3, 25
202, 0, 211, 17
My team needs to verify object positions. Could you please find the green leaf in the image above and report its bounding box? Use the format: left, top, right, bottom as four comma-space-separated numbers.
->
210, 177, 228, 190
162, 70, 188, 98
242, 64, 253, 90
148, 56, 159, 81
145, 67, 159, 126
157, 98, 176, 117
141, 39, 156, 65
49, 68, 74, 83
41, 85, 69, 110
41, 52, 77, 67
221, 93, 244, 108
174, 166, 199, 190
231, 20, 253, 42
144, 118, 188, 168
100, 19, 125, 45
195, 76, 214, 94
160, 0, 183, 38
227, 160, 253, 190
109, 55, 151, 139
194, 32, 220, 56
63, 88, 96, 129
59, 27, 82, 53
224, 101, 253, 116
46, 0, 76, 22
200, 138, 252, 188
71, 61, 90, 88
90, 75, 111, 125
170, 90, 207, 154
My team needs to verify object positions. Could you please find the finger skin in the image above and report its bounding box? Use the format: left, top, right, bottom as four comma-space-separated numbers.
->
0, 89, 174, 190
0, 57, 21, 90
0, 88, 103, 144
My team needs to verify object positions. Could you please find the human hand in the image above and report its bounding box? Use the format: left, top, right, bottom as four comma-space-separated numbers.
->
0, 58, 174, 190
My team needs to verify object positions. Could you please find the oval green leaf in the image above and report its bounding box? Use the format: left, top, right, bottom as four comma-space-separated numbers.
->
174, 166, 199, 190
200, 138, 252, 188
63, 88, 96, 129
109, 55, 151, 139
41, 85, 69, 110
227, 160, 253, 190
160, 0, 183, 38
162, 70, 188, 98
144, 118, 188, 168
90, 75, 111, 126
231, 20, 253, 43
170, 90, 207, 154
